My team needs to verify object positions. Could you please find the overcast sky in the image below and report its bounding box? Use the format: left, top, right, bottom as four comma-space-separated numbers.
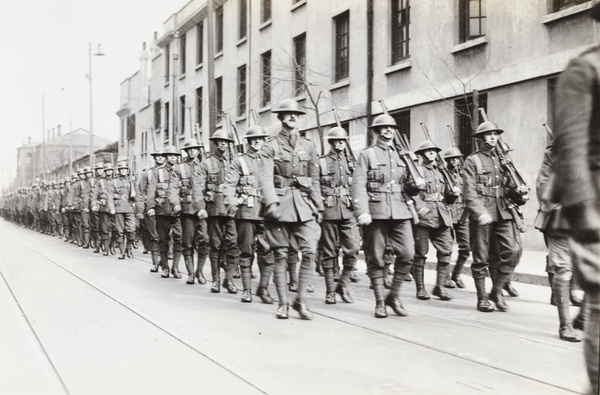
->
0, 0, 189, 190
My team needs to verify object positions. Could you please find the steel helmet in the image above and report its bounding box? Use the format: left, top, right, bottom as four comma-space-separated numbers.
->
103, 163, 114, 171
414, 140, 441, 154
83, 166, 93, 174
368, 114, 397, 129
209, 129, 234, 142
94, 162, 105, 170
442, 147, 463, 159
473, 121, 504, 137
243, 125, 269, 140
161, 145, 182, 156
150, 148, 163, 156
183, 138, 203, 149
117, 161, 129, 170
271, 99, 306, 114
326, 127, 350, 140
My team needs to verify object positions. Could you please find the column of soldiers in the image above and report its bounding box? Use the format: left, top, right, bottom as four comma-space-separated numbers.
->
1, 99, 578, 330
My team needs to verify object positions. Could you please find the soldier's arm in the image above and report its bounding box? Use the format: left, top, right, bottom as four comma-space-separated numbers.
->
463, 156, 488, 219
351, 150, 370, 218
146, 172, 157, 211
134, 173, 146, 214
168, 168, 182, 209
258, 143, 279, 207
307, 143, 324, 212
223, 159, 242, 215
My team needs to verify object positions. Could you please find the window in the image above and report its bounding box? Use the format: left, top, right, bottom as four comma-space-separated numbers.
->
454, 93, 487, 157
334, 11, 350, 82
180, 95, 186, 137
121, 118, 126, 144
391, 0, 410, 63
216, 77, 223, 123
164, 102, 170, 141
164, 44, 170, 83
392, 110, 410, 141
141, 131, 147, 154
238, 65, 247, 116
459, 0, 486, 43
196, 87, 203, 128
127, 115, 136, 141
547, 78, 558, 146
239, 0, 247, 40
216, 6, 224, 53
153, 100, 162, 130
293, 33, 306, 95
26, 153, 31, 164
552, 0, 589, 12
180, 32, 186, 74
196, 22, 203, 65
262, 0, 271, 23
261, 51, 271, 107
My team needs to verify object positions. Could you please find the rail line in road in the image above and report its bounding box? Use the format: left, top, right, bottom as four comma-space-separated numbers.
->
0, 221, 588, 394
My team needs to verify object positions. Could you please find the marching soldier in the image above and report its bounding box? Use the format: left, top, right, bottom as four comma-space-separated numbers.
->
258, 98, 323, 320
351, 114, 424, 318
146, 146, 183, 279
317, 127, 358, 305
110, 161, 138, 259
198, 129, 239, 294
224, 125, 274, 303
463, 121, 528, 312
91, 163, 115, 255
412, 140, 460, 301
81, 167, 93, 248
89, 162, 104, 250
61, 177, 73, 242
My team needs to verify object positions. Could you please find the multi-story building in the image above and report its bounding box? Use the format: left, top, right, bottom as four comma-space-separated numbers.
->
117, 0, 597, 250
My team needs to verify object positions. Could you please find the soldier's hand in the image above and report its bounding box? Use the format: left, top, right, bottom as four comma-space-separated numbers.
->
61, 208, 66, 213
83, 208, 89, 213
146, 208, 155, 216
173, 205, 181, 215
452, 186, 461, 196
110, 210, 116, 215
357, 213, 372, 226
91, 206, 98, 212
314, 212, 323, 224
516, 185, 529, 195
263, 203, 281, 221
197, 209, 208, 220
414, 178, 427, 190
135, 213, 144, 220
227, 205, 239, 218
478, 213, 493, 225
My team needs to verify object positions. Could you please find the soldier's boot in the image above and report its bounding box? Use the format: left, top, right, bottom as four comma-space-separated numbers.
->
323, 267, 336, 305
573, 294, 589, 331
287, 260, 298, 292
489, 273, 510, 312
371, 276, 387, 318
195, 251, 208, 285
315, 257, 324, 277
102, 239, 109, 256
570, 276, 583, 307
93, 236, 101, 253
240, 266, 252, 303
503, 278, 519, 297
210, 257, 221, 293
171, 251, 182, 279
335, 268, 354, 303
109, 239, 116, 255
160, 252, 170, 278
383, 263, 392, 289
548, 272, 556, 305
256, 256, 274, 304
554, 277, 582, 342
82, 232, 90, 249
475, 277, 494, 312
273, 261, 289, 319
432, 264, 452, 301
118, 240, 126, 260
150, 251, 160, 272
385, 269, 409, 316
450, 257, 467, 289
184, 255, 195, 284
233, 264, 241, 279
223, 263, 238, 294
125, 238, 134, 258
292, 254, 314, 320
413, 265, 430, 300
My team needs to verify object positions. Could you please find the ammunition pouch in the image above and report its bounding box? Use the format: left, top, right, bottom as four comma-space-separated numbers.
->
423, 193, 444, 202
476, 184, 505, 198
239, 175, 256, 186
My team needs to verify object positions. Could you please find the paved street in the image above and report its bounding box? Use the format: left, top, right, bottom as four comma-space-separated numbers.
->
0, 219, 590, 395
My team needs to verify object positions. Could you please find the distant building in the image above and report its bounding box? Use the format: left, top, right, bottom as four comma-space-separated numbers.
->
16, 128, 113, 186
118, 0, 596, 250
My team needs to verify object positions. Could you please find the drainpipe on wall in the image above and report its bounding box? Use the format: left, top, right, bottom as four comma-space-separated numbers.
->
366, 0, 374, 146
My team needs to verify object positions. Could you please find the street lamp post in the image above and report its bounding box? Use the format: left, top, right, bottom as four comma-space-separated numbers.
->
88, 43, 105, 169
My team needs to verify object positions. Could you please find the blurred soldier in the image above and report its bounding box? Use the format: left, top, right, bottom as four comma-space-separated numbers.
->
352, 114, 424, 318
89, 162, 104, 250
55, 180, 65, 238
80, 166, 93, 248
104, 164, 118, 255
39, 182, 49, 234
224, 125, 274, 303
412, 140, 460, 301
317, 126, 359, 305
442, 148, 470, 289
258, 98, 324, 320
178, 138, 206, 284
61, 177, 73, 242
136, 150, 164, 271
91, 163, 115, 255
48, 181, 60, 236
68, 170, 86, 246
463, 121, 528, 312
110, 161, 137, 259
146, 146, 182, 279
198, 130, 239, 294
552, 7, 600, 389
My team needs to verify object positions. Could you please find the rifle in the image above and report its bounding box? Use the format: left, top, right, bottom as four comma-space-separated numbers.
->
542, 123, 554, 142
224, 113, 239, 161
174, 131, 182, 163
420, 122, 458, 191
250, 109, 260, 126
332, 108, 355, 172
193, 123, 207, 159
446, 125, 464, 167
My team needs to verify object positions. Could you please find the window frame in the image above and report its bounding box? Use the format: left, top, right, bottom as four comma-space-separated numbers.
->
237, 65, 247, 117
164, 44, 170, 83
552, 0, 590, 12
454, 93, 487, 157
215, 6, 224, 54
293, 33, 306, 96
334, 11, 350, 82
239, 0, 248, 40
196, 87, 203, 129
153, 100, 162, 131
261, 0, 272, 23
196, 22, 204, 66
261, 51, 272, 107
391, 0, 410, 64
215, 77, 223, 123
392, 109, 411, 141
179, 95, 186, 137
164, 102, 170, 141
180, 32, 187, 75
459, 0, 486, 43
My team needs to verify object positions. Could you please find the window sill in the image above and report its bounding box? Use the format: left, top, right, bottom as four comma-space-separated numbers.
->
291, 0, 306, 12
258, 105, 271, 113
164, 81, 170, 88
330, 79, 350, 91
215, 52, 223, 60
236, 37, 247, 47
542, 2, 592, 24
259, 20, 272, 31
195, 63, 203, 71
179, 73, 186, 81
235, 114, 247, 122
384, 59, 412, 75
451, 36, 488, 54
294, 94, 306, 102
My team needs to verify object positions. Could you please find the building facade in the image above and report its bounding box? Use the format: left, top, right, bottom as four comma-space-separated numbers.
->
117, 0, 597, 250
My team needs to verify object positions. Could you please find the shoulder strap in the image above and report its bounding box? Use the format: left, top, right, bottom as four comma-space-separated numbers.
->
238, 156, 250, 176
147, 169, 153, 182
319, 157, 328, 176
179, 163, 187, 179
158, 168, 165, 183
366, 147, 378, 170
205, 157, 213, 174
472, 154, 483, 175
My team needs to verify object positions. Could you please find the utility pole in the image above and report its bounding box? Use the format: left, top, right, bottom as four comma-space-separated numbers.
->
207, 0, 216, 138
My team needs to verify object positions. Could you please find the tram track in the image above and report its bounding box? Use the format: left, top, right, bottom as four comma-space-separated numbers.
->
0, 222, 587, 394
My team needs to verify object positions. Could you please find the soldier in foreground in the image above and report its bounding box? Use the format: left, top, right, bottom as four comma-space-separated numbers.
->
91, 163, 115, 255
111, 161, 137, 259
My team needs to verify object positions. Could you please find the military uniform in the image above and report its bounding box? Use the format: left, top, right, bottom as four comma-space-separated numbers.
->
92, 166, 115, 255
110, 163, 138, 259
136, 162, 160, 270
